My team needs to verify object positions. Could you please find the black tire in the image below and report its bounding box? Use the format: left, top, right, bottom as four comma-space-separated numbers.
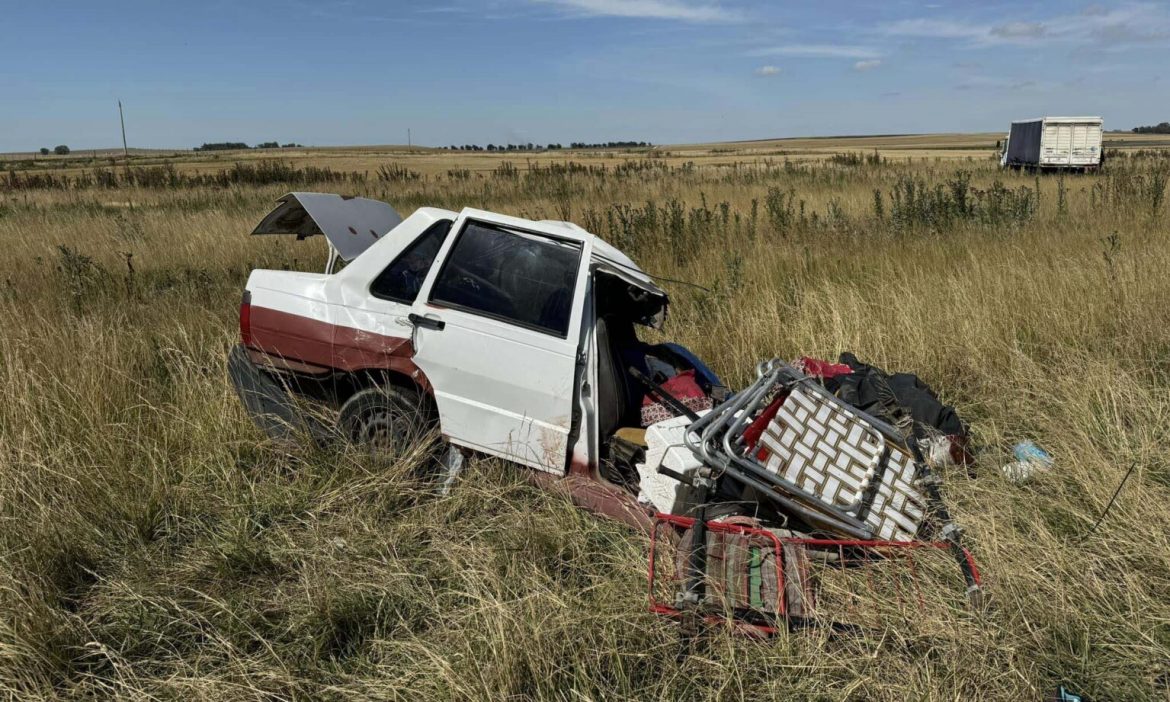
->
337, 385, 435, 458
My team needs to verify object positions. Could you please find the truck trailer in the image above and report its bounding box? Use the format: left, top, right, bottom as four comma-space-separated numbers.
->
1000, 116, 1104, 172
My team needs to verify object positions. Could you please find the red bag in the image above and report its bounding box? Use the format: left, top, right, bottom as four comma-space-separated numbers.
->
796, 356, 853, 380
642, 369, 706, 405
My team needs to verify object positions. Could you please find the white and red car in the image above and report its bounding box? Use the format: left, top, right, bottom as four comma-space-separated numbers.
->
230, 192, 724, 529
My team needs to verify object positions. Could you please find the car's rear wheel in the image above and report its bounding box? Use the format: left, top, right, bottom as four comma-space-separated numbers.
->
337, 385, 435, 458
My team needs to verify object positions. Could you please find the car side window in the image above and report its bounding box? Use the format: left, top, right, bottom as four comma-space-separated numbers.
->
369, 220, 452, 303
429, 221, 582, 337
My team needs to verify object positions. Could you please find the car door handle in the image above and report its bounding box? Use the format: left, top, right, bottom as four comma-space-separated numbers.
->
408, 313, 445, 331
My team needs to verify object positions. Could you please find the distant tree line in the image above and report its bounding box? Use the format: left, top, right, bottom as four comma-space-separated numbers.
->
445, 141, 651, 151
34, 145, 70, 155
1132, 122, 1170, 134
194, 141, 303, 151
568, 141, 650, 149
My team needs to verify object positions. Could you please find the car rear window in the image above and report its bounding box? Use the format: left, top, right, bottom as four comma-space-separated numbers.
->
429, 221, 582, 336
370, 219, 452, 303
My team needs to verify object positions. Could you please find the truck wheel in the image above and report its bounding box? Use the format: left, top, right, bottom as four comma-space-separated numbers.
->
337, 385, 434, 457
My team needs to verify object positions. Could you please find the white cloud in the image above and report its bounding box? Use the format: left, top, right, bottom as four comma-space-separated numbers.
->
751, 43, 882, 59
853, 59, 881, 72
754, 65, 781, 76
536, 0, 739, 22
415, 5, 469, 13
954, 75, 1039, 91
878, 3, 1170, 49
990, 21, 1046, 39
878, 18, 984, 41
1091, 21, 1169, 44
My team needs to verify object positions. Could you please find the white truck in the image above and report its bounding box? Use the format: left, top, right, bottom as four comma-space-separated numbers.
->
1000, 116, 1104, 172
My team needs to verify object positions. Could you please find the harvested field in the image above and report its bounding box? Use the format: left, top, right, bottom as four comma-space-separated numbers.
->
2, 135, 1170, 699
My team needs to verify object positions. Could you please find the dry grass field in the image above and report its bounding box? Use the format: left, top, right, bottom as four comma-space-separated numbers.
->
3, 135, 1170, 700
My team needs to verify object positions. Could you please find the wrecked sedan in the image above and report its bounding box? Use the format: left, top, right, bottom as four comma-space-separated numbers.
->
230, 193, 980, 632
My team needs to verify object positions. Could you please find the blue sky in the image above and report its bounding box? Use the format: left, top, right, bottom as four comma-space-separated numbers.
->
2, 1, 1168, 151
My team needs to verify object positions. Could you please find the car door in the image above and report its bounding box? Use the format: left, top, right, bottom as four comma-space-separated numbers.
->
327, 214, 455, 372
409, 211, 590, 475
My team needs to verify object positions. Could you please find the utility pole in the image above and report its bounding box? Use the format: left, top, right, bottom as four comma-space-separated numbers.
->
118, 100, 129, 160
407, 128, 411, 149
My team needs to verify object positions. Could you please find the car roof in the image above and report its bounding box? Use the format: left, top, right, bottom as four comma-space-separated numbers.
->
456, 207, 667, 300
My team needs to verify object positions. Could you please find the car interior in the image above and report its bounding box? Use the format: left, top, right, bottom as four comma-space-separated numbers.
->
592, 271, 724, 489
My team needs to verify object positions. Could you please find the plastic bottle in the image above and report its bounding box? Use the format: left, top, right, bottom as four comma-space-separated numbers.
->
1013, 440, 1054, 468
1002, 440, 1053, 483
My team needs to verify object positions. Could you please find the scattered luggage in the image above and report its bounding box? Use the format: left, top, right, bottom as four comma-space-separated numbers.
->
643, 358, 981, 635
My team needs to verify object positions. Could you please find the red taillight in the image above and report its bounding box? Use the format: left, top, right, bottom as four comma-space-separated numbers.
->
239, 290, 253, 347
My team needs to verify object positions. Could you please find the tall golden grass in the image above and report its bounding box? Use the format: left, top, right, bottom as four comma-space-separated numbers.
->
2, 144, 1169, 699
